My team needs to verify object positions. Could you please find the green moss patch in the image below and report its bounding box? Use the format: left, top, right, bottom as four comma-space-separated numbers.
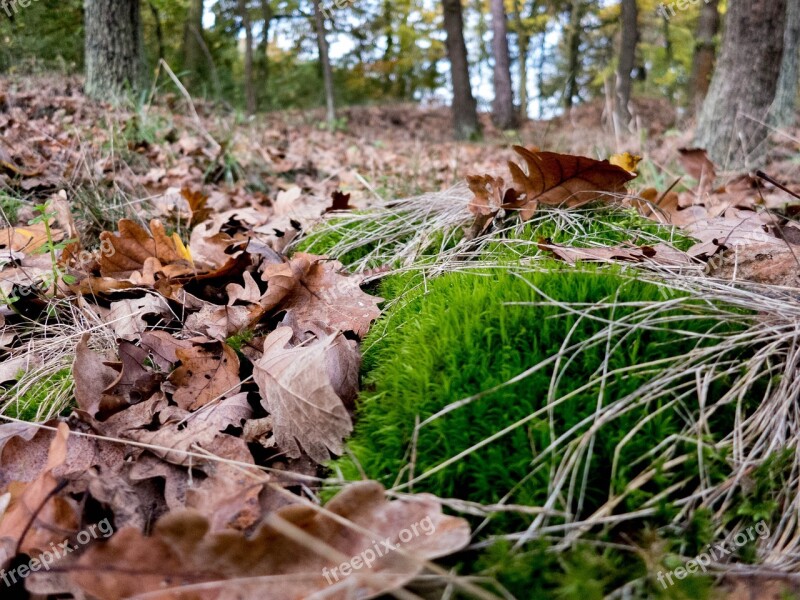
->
331, 265, 757, 597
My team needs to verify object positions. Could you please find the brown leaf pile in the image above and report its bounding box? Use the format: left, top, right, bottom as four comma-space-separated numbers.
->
0, 82, 480, 595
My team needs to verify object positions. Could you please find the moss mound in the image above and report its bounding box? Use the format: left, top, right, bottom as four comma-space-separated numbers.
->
331, 265, 754, 597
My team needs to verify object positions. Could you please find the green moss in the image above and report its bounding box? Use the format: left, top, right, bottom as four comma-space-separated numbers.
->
0, 192, 25, 225
226, 329, 255, 353
332, 265, 752, 597
2, 367, 72, 421
295, 215, 387, 265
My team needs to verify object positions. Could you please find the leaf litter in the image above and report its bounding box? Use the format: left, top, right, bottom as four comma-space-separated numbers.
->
1, 77, 800, 599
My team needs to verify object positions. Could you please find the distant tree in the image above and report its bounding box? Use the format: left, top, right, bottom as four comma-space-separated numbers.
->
490, 0, 518, 129
689, 0, 720, 112
182, 0, 205, 85
696, 0, 787, 169
772, 0, 800, 127
238, 0, 257, 114
563, 0, 587, 109
84, 0, 145, 100
443, 0, 480, 139
615, 0, 637, 126
314, 0, 336, 125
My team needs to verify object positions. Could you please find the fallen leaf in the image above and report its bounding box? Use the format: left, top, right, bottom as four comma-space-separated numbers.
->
476, 147, 637, 220
98, 219, 194, 279
0, 221, 64, 254
253, 326, 358, 462
609, 152, 642, 174
105, 295, 173, 340
538, 239, 694, 266
0, 423, 79, 567
325, 190, 354, 213
168, 341, 241, 411
70, 481, 471, 600
259, 253, 382, 338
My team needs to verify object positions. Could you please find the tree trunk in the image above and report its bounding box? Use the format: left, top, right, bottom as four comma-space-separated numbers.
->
615, 0, 638, 126
773, 0, 800, 127
382, 0, 394, 95
564, 0, 584, 110
689, 0, 720, 112
84, 0, 144, 101
259, 0, 273, 103
490, 0, 518, 129
695, 0, 787, 169
238, 0, 256, 115
148, 1, 165, 62
314, 0, 336, 125
513, 0, 530, 121
182, 0, 204, 85
443, 0, 480, 139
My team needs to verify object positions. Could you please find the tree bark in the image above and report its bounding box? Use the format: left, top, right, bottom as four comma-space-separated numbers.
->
443, 0, 480, 139
490, 0, 518, 129
512, 0, 530, 121
84, 0, 144, 101
615, 0, 638, 126
182, 0, 204, 85
689, 0, 720, 112
259, 0, 273, 102
773, 0, 800, 127
314, 0, 336, 125
238, 0, 256, 115
148, 1, 165, 62
564, 0, 585, 110
695, 0, 787, 169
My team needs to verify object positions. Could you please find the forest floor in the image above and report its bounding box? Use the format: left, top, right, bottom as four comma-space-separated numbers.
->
1, 74, 800, 599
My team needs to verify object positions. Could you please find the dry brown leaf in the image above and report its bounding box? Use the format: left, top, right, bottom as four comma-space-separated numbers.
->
0, 221, 64, 254
168, 341, 241, 411
259, 253, 382, 338
708, 242, 800, 286
70, 481, 471, 600
0, 423, 80, 567
684, 210, 779, 259
140, 331, 194, 372
181, 188, 212, 227
105, 295, 173, 340
72, 334, 124, 418
326, 190, 354, 213
126, 392, 252, 468
253, 326, 358, 462
506, 147, 637, 219
539, 239, 694, 266
678, 147, 717, 185
98, 219, 194, 279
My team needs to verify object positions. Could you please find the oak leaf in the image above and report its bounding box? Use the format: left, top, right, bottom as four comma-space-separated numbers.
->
98, 219, 194, 279
505, 147, 637, 219
0, 423, 80, 567
70, 481, 471, 600
168, 341, 241, 411
0, 221, 64, 254
253, 326, 358, 462
259, 253, 383, 338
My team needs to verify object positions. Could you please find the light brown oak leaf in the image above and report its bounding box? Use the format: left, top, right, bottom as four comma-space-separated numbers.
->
252, 326, 359, 462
